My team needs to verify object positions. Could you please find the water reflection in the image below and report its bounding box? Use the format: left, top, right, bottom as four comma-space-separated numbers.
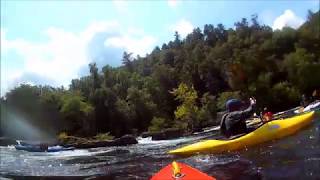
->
0, 116, 319, 179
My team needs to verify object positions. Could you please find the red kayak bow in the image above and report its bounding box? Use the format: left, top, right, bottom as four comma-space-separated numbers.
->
151, 161, 216, 180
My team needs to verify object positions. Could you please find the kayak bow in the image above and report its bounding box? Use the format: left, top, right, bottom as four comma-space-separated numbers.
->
169, 111, 315, 156
151, 161, 215, 180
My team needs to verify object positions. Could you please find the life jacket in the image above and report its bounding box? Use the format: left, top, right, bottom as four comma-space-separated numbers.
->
263, 112, 273, 122
220, 113, 228, 137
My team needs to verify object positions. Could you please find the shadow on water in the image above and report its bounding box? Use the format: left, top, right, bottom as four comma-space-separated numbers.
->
1, 115, 320, 179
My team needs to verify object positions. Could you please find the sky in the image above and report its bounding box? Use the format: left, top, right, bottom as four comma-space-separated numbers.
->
1, 0, 319, 96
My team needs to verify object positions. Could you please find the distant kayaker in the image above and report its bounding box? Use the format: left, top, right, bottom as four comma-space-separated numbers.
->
39, 143, 49, 151
312, 89, 320, 102
300, 94, 309, 107
220, 97, 256, 138
260, 107, 273, 122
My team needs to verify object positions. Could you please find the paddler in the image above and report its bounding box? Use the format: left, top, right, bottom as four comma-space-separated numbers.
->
220, 97, 256, 138
40, 143, 49, 151
261, 107, 273, 122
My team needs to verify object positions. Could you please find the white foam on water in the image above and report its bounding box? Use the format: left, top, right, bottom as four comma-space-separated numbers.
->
137, 135, 206, 147
0, 145, 116, 160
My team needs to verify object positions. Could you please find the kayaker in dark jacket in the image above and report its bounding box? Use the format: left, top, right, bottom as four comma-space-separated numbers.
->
300, 94, 308, 107
220, 97, 256, 138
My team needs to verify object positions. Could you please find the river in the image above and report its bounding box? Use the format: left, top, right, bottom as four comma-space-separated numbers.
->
1, 115, 319, 180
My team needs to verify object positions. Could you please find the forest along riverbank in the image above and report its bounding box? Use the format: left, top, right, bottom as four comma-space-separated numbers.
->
1, 115, 319, 179
1, 11, 319, 144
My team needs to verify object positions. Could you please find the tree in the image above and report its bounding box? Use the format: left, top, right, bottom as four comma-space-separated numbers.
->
197, 92, 217, 127
161, 50, 175, 67
297, 11, 320, 54
3, 10, 320, 139
185, 27, 204, 49
284, 48, 320, 93
113, 98, 136, 136
270, 82, 300, 111
152, 64, 178, 117
272, 27, 298, 57
60, 93, 94, 135
122, 51, 133, 72
126, 87, 156, 131
174, 31, 182, 48
70, 76, 92, 100
102, 65, 116, 88
234, 18, 250, 40
172, 83, 199, 131
148, 117, 167, 132
216, 24, 227, 43
204, 24, 216, 47
4, 84, 66, 139
89, 62, 101, 90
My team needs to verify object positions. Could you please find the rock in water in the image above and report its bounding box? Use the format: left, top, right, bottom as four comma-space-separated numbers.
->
0, 137, 17, 146
151, 129, 184, 140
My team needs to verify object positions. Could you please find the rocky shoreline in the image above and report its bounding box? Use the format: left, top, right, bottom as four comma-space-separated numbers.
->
59, 134, 138, 148
0, 134, 138, 148
141, 128, 186, 140
0, 127, 213, 148
0, 137, 17, 146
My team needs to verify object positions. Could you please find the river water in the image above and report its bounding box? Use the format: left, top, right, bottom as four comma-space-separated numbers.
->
1, 115, 319, 180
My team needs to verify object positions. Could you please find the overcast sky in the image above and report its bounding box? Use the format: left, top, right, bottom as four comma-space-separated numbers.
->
1, 0, 319, 96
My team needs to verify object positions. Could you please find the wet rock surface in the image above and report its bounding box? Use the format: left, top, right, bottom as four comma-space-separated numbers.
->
62, 134, 138, 149
0, 137, 16, 146
151, 128, 184, 140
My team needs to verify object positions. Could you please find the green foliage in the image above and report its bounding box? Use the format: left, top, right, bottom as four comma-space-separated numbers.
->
70, 76, 92, 100
172, 83, 198, 105
283, 48, 320, 92
197, 93, 217, 127
60, 92, 94, 135
94, 132, 114, 141
122, 51, 133, 72
3, 10, 319, 139
58, 132, 68, 140
172, 83, 199, 131
148, 117, 167, 133
5, 84, 40, 113
115, 98, 136, 129
271, 82, 300, 111
272, 27, 297, 55
4, 84, 65, 138
61, 93, 93, 116
297, 11, 320, 52
89, 62, 101, 91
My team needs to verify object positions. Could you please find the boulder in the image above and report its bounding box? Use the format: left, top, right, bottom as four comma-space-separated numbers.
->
151, 128, 184, 140
0, 137, 16, 146
141, 131, 155, 138
113, 134, 137, 146
64, 134, 138, 149
192, 127, 203, 133
71, 140, 113, 149
19, 139, 59, 146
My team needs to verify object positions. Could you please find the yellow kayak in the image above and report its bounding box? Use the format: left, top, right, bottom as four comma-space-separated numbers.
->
169, 111, 315, 156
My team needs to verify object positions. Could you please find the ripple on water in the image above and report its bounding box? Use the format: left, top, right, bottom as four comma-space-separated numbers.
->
1, 119, 320, 179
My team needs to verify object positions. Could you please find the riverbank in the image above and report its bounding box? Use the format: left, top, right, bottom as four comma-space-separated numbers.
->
58, 134, 137, 148
0, 134, 137, 149
1, 115, 319, 179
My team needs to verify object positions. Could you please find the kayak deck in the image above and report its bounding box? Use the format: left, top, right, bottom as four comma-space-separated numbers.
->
169, 111, 315, 156
151, 161, 215, 180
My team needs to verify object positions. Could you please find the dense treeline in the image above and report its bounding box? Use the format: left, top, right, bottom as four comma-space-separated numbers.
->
1, 11, 319, 138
